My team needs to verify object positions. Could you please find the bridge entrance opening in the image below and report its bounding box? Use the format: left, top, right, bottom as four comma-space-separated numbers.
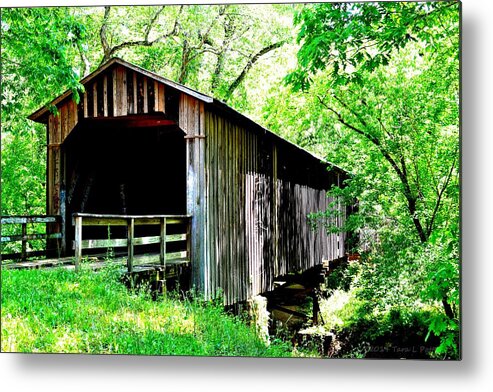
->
61, 120, 187, 255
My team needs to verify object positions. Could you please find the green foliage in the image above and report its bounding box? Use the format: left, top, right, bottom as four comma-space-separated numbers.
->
2, 7, 86, 112
84, 4, 292, 101
1, 7, 86, 216
1, 122, 46, 215
418, 226, 460, 358
1, 267, 292, 357
325, 262, 358, 294
286, 1, 460, 90
320, 285, 447, 359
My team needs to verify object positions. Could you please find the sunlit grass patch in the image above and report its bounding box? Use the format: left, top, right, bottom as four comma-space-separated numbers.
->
1, 267, 292, 357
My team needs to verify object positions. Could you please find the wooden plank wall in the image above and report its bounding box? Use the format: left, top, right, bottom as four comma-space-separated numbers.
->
204, 110, 347, 305
47, 65, 167, 150
179, 93, 208, 295
81, 65, 166, 120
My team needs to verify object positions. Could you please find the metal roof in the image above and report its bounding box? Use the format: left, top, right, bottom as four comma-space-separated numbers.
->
28, 57, 346, 174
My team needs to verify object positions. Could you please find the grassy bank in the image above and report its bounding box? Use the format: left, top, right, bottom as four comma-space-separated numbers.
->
1, 266, 292, 357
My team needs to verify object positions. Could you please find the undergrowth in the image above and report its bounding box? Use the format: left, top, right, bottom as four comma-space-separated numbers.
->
319, 263, 449, 359
1, 266, 292, 357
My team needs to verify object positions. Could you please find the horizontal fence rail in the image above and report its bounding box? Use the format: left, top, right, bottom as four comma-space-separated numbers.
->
72, 213, 192, 274
1, 215, 62, 262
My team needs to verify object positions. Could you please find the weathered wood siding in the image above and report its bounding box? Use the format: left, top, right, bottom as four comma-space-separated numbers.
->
46, 112, 65, 248
92, 65, 166, 118
47, 65, 167, 152
203, 110, 346, 305
179, 93, 208, 294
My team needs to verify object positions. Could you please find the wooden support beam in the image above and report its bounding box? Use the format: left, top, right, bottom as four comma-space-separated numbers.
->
68, 99, 77, 139
269, 304, 309, 320
83, 91, 88, 118
143, 77, 148, 114
160, 217, 167, 295
60, 186, 66, 257
60, 104, 67, 141
74, 215, 82, 271
1, 215, 60, 224
21, 223, 27, 261
186, 218, 192, 263
153, 80, 159, 112
311, 290, 322, 325
1, 232, 62, 243
79, 115, 175, 129
158, 83, 165, 113
103, 75, 108, 117
54, 112, 61, 145
112, 68, 118, 116
72, 213, 190, 225
127, 218, 135, 273
112, 118, 174, 129
66, 101, 72, 139
71, 234, 186, 250
92, 82, 98, 117
133, 72, 138, 114
121, 68, 128, 116
160, 217, 167, 267
110, 66, 128, 117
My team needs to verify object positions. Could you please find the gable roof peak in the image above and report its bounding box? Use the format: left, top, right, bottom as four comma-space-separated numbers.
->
28, 57, 212, 123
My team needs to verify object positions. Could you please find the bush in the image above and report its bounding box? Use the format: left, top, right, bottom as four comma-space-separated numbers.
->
320, 290, 443, 359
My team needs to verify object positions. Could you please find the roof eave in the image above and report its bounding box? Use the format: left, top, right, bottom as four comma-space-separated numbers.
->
209, 98, 348, 175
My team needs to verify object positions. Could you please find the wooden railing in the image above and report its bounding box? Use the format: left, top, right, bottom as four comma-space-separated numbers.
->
0, 215, 62, 261
72, 213, 192, 272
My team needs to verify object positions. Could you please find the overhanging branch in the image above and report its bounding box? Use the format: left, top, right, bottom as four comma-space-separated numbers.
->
100, 5, 183, 63
426, 150, 458, 238
317, 95, 428, 243
225, 40, 286, 99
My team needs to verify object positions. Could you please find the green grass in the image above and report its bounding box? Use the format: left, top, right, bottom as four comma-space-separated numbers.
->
1, 266, 292, 357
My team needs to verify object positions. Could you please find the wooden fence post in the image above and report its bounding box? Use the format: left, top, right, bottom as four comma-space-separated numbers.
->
160, 217, 167, 267
74, 215, 82, 271
127, 218, 134, 273
160, 217, 167, 295
186, 217, 192, 263
60, 189, 66, 257
21, 222, 27, 261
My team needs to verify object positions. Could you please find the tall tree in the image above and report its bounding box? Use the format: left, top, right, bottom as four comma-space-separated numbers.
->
1, 7, 86, 215
82, 4, 290, 101
281, 1, 460, 357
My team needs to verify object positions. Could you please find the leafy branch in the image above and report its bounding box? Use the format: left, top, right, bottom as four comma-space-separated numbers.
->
225, 40, 286, 99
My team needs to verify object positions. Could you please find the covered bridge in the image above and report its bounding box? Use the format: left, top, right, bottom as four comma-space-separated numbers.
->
28, 58, 349, 305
